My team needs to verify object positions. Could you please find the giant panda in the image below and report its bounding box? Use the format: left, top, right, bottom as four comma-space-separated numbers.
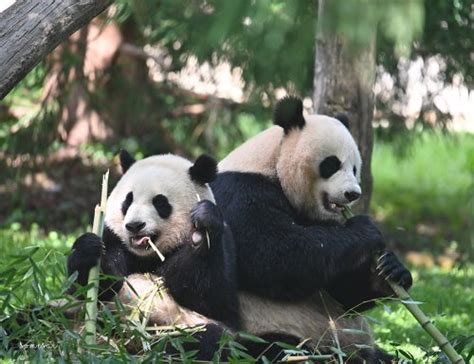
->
210, 96, 413, 362
67, 151, 240, 360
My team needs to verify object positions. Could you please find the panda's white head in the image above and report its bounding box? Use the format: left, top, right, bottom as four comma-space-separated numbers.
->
275, 97, 362, 223
220, 96, 362, 224
105, 151, 217, 257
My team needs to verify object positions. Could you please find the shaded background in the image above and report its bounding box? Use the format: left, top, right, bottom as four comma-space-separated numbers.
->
0, 0, 473, 361
2, 0, 472, 259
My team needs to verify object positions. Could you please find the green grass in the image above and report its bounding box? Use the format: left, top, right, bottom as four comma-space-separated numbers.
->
372, 131, 474, 257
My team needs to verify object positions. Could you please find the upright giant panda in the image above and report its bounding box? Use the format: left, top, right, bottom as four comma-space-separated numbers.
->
67, 152, 239, 359
211, 96, 413, 362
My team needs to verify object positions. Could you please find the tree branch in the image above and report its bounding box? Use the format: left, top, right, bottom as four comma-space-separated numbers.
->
0, 0, 112, 100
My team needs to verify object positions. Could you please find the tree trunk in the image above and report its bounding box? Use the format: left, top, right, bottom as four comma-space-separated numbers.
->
312, 0, 376, 213
0, 0, 112, 100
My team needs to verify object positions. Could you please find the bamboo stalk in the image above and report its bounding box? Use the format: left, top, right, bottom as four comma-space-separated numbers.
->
85, 170, 109, 346
342, 207, 464, 364
285, 354, 334, 362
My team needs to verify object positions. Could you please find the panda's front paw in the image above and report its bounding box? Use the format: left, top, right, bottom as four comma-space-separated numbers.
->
67, 233, 103, 276
376, 251, 413, 290
190, 200, 224, 247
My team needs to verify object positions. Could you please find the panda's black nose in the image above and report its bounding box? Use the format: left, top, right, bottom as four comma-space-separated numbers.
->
344, 191, 361, 202
125, 221, 146, 233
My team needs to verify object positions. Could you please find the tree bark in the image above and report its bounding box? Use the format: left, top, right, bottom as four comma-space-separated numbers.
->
312, 0, 377, 213
0, 0, 112, 100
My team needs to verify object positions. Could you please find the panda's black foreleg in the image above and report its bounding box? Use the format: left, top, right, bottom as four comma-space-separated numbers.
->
327, 250, 412, 312
158, 200, 240, 330
66, 232, 126, 301
190, 200, 241, 329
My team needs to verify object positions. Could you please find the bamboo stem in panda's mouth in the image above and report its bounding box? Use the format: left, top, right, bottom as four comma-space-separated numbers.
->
341, 206, 465, 364
146, 239, 166, 262
85, 169, 109, 346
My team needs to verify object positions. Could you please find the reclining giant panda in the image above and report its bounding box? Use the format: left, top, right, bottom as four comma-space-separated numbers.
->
210, 96, 413, 362
67, 152, 240, 360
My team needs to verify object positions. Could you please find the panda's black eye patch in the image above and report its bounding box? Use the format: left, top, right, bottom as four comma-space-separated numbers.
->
153, 194, 172, 219
319, 156, 341, 179
353, 166, 357, 175
122, 192, 133, 215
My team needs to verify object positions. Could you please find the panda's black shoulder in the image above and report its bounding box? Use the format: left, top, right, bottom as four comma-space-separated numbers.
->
211, 172, 293, 214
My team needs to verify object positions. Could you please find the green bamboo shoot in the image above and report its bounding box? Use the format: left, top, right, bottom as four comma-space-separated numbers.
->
85, 170, 109, 346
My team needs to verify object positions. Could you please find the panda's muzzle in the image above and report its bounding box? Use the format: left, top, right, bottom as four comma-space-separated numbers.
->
130, 234, 159, 249
322, 192, 347, 214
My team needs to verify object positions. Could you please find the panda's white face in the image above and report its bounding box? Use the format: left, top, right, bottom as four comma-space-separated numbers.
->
105, 155, 215, 258
277, 115, 362, 224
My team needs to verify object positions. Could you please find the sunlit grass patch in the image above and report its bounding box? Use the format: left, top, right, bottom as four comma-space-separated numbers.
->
372, 131, 473, 256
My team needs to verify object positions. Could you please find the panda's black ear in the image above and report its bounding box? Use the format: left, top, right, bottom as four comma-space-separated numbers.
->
273, 96, 306, 134
334, 113, 350, 130
119, 149, 136, 173
189, 155, 218, 185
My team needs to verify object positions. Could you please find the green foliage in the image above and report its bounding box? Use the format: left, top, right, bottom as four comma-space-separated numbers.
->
117, 0, 425, 96
125, 0, 317, 93
324, 0, 424, 56
371, 131, 473, 257
0, 227, 305, 362
378, 0, 425, 57
419, 0, 474, 85
0, 226, 472, 362
162, 112, 271, 159
378, 0, 474, 85
0, 62, 60, 157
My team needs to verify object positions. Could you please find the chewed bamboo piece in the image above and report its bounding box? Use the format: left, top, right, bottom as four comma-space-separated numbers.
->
147, 239, 166, 262
342, 206, 464, 364
85, 170, 109, 346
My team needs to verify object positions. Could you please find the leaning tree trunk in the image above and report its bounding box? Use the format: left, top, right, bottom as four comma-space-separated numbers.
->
0, 0, 112, 100
312, 0, 377, 213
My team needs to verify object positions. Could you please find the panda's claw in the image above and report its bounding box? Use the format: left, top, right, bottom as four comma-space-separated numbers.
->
375, 251, 413, 290
377, 267, 389, 277
377, 251, 389, 263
